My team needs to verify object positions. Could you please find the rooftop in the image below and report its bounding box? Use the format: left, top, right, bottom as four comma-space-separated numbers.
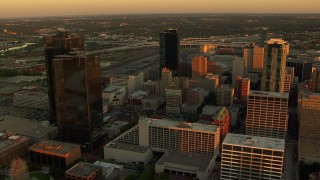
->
0, 132, 31, 154
287, 57, 313, 64
223, 133, 285, 151
29, 140, 80, 157
66, 162, 101, 178
156, 150, 215, 172
106, 141, 150, 153
249, 90, 289, 98
142, 117, 219, 132
0, 116, 57, 139
103, 85, 120, 93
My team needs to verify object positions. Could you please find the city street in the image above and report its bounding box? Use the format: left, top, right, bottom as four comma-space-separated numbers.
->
284, 139, 299, 180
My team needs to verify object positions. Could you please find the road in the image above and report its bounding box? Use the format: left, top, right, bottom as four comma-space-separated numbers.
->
284, 139, 298, 180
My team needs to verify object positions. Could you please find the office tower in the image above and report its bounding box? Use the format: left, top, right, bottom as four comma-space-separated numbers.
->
208, 62, 223, 84
286, 57, 313, 82
259, 27, 268, 47
298, 91, 320, 164
52, 52, 103, 144
235, 76, 250, 103
44, 30, 84, 124
165, 86, 182, 115
205, 73, 219, 93
217, 85, 234, 106
192, 56, 207, 78
160, 68, 173, 97
243, 44, 254, 71
261, 39, 289, 93
173, 76, 189, 90
221, 133, 285, 180
311, 67, 320, 93
232, 57, 244, 86
159, 29, 179, 76
284, 67, 295, 93
243, 45, 264, 72
179, 62, 192, 78
246, 91, 289, 139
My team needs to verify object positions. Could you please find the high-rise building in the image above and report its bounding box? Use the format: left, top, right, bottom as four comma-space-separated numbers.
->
284, 67, 295, 93
259, 27, 268, 47
286, 57, 313, 82
232, 57, 244, 86
235, 76, 250, 102
52, 52, 103, 144
221, 133, 285, 180
217, 85, 234, 106
44, 30, 84, 124
261, 39, 289, 93
246, 91, 289, 139
311, 67, 320, 93
165, 86, 182, 115
298, 91, 320, 164
160, 68, 173, 97
192, 56, 207, 78
159, 29, 179, 76
243, 45, 265, 73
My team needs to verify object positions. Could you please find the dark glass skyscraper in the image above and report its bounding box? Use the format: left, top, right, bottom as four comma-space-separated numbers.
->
52, 52, 103, 144
44, 31, 84, 124
159, 29, 180, 76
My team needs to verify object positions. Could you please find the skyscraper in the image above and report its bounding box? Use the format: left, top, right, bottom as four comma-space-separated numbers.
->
232, 57, 244, 86
284, 67, 295, 93
44, 30, 84, 124
52, 52, 103, 145
286, 57, 313, 82
159, 29, 180, 76
246, 91, 289, 139
261, 39, 289, 93
221, 133, 285, 180
298, 91, 320, 164
192, 56, 207, 78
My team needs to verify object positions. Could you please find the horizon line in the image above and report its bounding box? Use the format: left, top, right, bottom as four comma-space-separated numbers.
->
1, 12, 320, 20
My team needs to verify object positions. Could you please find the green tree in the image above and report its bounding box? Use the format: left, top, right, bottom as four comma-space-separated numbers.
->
125, 174, 138, 180
139, 168, 153, 180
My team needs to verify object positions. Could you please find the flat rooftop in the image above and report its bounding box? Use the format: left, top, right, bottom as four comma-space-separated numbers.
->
103, 85, 120, 93
0, 116, 57, 138
223, 133, 285, 151
156, 150, 215, 172
66, 162, 101, 177
287, 57, 313, 64
106, 141, 150, 153
143, 117, 219, 132
249, 90, 289, 98
0, 133, 31, 154
29, 140, 80, 157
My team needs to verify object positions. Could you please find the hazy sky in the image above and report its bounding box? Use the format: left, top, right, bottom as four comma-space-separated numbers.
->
1, 0, 320, 18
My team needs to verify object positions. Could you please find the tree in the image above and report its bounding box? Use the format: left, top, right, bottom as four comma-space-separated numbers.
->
49, 167, 65, 179
139, 169, 153, 180
125, 174, 138, 180
156, 173, 169, 180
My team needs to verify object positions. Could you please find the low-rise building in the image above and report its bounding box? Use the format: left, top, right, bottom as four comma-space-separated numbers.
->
0, 116, 58, 143
93, 161, 124, 179
181, 103, 201, 114
102, 85, 126, 107
141, 96, 164, 111
65, 162, 103, 180
0, 132, 31, 168
216, 85, 234, 106
13, 90, 49, 110
29, 140, 81, 168
155, 150, 216, 180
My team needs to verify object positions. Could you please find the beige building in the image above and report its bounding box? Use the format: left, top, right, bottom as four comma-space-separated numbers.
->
261, 39, 289, 93
298, 91, 320, 164
221, 133, 285, 180
284, 67, 295, 93
243, 45, 264, 72
216, 85, 234, 106
232, 57, 245, 86
110, 73, 142, 95
165, 86, 182, 114
65, 162, 103, 180
13, 90, 49, 110
104, 117, 220, 165
246, 91, 289, 139
102, 85, 126, 107
143, 80, 160, 96
141, 96, 164, 111
160, 68, 173, 97
173, 76, 189, 90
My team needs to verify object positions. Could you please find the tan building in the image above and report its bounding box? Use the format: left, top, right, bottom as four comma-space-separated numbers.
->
244, 45, 264, 72
165, 86, 182, 114
192, 56, 208, 78
173, 76, 189, 89
261, 39, 289, 93
232, 57, 245, 86
29, 140, 81, 168
312, 67, 320, 93
185, 88, 206, 104
221, 133, 285, 180
141, 96, 164, 111
284, 67, 295, 93
246, 91, 289, 139
104, 117, 220, 165
205, 73, 220, 92
216, 85, 234, 106
102, 85, 126, 107
0, 132, 31, 168
160, 68, 173, 97
143, 80, 160, 96
235, 76, 250, 102
298, 91, 320, 164
65, 162, 102, 180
